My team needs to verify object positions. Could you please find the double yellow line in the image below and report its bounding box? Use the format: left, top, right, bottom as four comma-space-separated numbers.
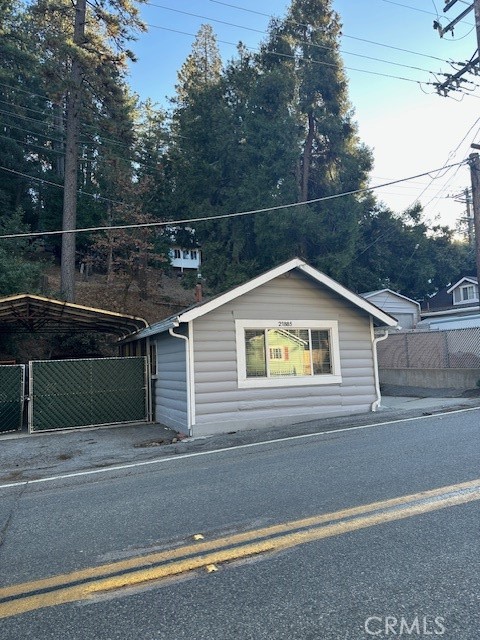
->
1, 478, 479, 620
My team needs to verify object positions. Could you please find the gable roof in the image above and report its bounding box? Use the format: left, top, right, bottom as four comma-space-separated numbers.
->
446, 276, 478, 294
0, 294, 148, 337
361, 288, 420, 308
125, 258, 397, 341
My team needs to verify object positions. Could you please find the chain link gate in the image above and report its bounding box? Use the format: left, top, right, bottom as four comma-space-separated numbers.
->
0, 365, 25, 433
28, 357, 149, 432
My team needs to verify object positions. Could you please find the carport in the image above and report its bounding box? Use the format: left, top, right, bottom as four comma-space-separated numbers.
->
0, 293, 147, 336
0, 294, 150, 434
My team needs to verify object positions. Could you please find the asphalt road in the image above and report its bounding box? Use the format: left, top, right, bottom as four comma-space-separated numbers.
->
0, 408, 479, 639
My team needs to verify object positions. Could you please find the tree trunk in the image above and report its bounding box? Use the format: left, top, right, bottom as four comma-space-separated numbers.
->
300, 111, 315, 202
60, 0, 86, 302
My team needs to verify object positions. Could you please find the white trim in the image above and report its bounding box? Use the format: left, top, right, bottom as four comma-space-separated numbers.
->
188, 321, 196, 433
168, 328, 193, 437
371, 321, 389, 412
235, 319, 342, 388
446, 277, 478, 294
179, 259, 397, 328
452, 283, 478, 306
297, 264, 397, 326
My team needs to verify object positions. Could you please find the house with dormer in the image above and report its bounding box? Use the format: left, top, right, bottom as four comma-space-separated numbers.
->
419, 276, 480, 330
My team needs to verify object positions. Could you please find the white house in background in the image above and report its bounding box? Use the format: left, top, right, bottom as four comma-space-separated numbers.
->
419, 276, 480, 329
169, 247, 201, 272
360, 289, 420, 330
121, 258, 397, 437
448, 277, 479, 307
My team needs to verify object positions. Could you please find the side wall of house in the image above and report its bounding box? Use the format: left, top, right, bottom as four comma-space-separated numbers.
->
191, 271, 377, 436
367, 292, 418, 329
153, 329, 188, 432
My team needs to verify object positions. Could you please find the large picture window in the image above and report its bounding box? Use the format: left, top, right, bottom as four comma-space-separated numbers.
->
236, 320, 341, 388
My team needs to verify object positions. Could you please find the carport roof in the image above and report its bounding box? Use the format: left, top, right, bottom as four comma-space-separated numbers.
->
0, 294, 148, 337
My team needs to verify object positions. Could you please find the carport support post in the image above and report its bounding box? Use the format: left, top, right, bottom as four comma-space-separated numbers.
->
468, 152, 480, 309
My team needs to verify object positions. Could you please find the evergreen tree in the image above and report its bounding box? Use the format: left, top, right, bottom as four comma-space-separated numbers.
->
169, 2, 373, 290
348, 203, 475, 299
256, 0, 373, 278
25, 0, 146, 300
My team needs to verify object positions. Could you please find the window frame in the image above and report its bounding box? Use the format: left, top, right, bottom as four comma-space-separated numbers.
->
453, 283, 479, 304
235, 319, 342, 388
461, 284, 477, 301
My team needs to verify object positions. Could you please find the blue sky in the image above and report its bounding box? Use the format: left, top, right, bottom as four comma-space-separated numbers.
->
126, 1, 480, 230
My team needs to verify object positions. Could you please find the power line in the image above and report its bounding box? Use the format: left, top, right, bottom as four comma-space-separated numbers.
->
145, 2, 455, 77
0, 133, 63, 157
379, 0, 443, 15
148, 24, 427, 86
0, 165, 123, 204
207, 0, 460, 63
0, 161, 467, 240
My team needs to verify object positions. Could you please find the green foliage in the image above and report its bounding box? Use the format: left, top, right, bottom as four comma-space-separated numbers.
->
167, 2, 374, 292
0, 0, 474, 307
346, 203, 475, 299
49, 331, 109, 359
0, 210, 44, 295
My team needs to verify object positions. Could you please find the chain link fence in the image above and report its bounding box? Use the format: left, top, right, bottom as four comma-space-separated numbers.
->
0, 365, 25, 432
29, 357, 148, 432
378, 327, 480, 369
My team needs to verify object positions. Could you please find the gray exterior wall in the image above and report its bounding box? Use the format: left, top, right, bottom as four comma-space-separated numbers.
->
153, 328, 188, 432
191, 271, 377, 436
364, 291, 419, 330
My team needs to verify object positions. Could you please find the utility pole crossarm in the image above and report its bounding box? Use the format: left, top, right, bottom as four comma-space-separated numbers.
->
444, 0, 460, 11
434, 3, 473, 37
433, 56, 479, 95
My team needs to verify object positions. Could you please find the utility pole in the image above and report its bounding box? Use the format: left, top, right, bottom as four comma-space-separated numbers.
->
468, 153, 480, 307
454, 188, 474, 244
474, 0, 480, 51
433, 0, 480, 96
60, 0, 86, 302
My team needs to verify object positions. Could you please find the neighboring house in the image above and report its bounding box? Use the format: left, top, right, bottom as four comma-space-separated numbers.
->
360, 289, 420, 330
169, 247, 201, 272
419, 276, 480, 329
121, 258, 396, 437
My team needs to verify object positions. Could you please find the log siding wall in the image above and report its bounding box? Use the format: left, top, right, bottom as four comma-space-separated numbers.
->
190, 271, 377, 435
153, 329, 188, 431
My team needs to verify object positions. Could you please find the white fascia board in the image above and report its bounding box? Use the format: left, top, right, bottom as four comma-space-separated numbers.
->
178, 258, 306, 323
178, 258, 397, 327
447, 277, 478, 293
361, 289, 389, 298
298, 264, 398, 327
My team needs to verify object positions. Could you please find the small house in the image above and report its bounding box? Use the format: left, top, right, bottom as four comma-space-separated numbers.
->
360, 289, 421, 330
420, 276, 480, 329
121, 259, 397, 437
169, 248, 201, 272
